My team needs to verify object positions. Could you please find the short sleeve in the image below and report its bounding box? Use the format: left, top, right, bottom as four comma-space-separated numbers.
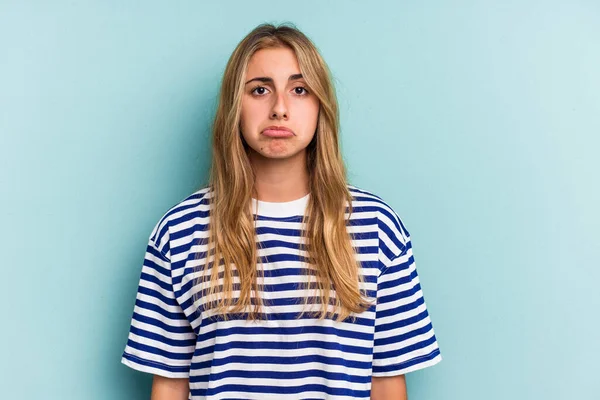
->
373, 225, 442, 376
121, 237, 197, 378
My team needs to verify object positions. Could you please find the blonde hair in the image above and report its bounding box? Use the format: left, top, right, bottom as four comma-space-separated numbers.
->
193, 23, 374, 323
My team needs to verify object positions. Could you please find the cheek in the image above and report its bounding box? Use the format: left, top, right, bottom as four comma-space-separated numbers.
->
301, 99, 320, 130
240, 101, 263, 131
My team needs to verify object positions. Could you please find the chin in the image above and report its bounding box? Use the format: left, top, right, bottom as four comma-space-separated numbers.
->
251, 146, 305, 160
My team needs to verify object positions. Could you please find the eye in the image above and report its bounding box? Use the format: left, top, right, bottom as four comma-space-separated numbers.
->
251, 86, 269, 96
294, 86, 309, 95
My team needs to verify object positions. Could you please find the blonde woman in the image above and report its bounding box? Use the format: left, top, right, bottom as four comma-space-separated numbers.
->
121, 23, 441, 400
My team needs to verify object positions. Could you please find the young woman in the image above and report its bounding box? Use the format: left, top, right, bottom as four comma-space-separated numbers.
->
121, 23, 441, 400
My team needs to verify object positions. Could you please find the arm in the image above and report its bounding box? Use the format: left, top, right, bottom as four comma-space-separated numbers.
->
150, 375, 189, 400
370, 374, 407, 400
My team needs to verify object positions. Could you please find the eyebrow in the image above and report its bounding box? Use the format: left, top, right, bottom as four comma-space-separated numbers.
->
245, 73, 304, 85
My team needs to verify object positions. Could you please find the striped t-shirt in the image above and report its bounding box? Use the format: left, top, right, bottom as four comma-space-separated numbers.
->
121, 184, 441, 399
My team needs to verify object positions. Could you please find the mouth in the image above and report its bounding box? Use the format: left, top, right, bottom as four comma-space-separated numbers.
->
262, 126, 295, 138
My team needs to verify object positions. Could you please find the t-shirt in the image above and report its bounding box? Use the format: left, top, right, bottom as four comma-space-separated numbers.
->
121, 184, 441, 399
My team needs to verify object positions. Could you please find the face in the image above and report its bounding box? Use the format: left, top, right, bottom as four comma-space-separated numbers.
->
240, 46, 320, 161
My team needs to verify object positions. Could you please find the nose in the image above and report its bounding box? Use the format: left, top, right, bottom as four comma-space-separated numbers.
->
270, 92, 288, 120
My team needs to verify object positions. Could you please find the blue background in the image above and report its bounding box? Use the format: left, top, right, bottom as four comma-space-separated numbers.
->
1, 1, 598, 399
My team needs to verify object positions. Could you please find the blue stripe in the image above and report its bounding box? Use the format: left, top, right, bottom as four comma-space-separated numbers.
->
198, 310, 374, 326
126, 338, 194, 360
132, 312, 195, 334
195, 353, 372, 370
375, 309, 430, 335
197, 383, 370, 398
135, 299, 188, 321
373, 333, 438, 360
189, 367, 372, 384
372, 348, 441, 374
129, 325, 196, 347
376, 296, 425, 322
375, 321, 434, 347
192, 338, 374, 357
379, 267, 419, 292
137, 286, 179, 308
122, 352, 190, 374
197, 324, 375, 343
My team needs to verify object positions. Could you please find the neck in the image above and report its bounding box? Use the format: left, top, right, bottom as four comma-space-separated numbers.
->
249, 149, 310, 202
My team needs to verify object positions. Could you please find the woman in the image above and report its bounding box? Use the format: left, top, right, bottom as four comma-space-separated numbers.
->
121, 23, 441, 400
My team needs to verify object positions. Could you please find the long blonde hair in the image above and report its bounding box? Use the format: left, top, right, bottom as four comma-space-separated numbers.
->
194, 23, 374, 323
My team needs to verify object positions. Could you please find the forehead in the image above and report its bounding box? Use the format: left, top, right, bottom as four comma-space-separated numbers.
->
246, 47, 301, 77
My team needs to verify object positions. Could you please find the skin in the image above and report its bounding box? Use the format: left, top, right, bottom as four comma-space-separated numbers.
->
150, 376, 188, 400
151, 46, 407, 400
371, 375, 408, 400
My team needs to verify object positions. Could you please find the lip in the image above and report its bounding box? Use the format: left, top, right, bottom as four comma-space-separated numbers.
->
262, 125, 295, 138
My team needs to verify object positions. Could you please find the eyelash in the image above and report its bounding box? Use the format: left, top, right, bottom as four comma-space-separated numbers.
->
250, 86, 309, 97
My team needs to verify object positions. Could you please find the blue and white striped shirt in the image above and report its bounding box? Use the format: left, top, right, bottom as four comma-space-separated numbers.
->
121, 184, 441, 399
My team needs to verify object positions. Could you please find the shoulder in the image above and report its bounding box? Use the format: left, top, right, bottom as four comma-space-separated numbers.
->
148, 186, 212, 257
347, 183, 411, 257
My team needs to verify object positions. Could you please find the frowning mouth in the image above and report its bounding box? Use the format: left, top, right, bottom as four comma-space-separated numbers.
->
262, 126, 295, 137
